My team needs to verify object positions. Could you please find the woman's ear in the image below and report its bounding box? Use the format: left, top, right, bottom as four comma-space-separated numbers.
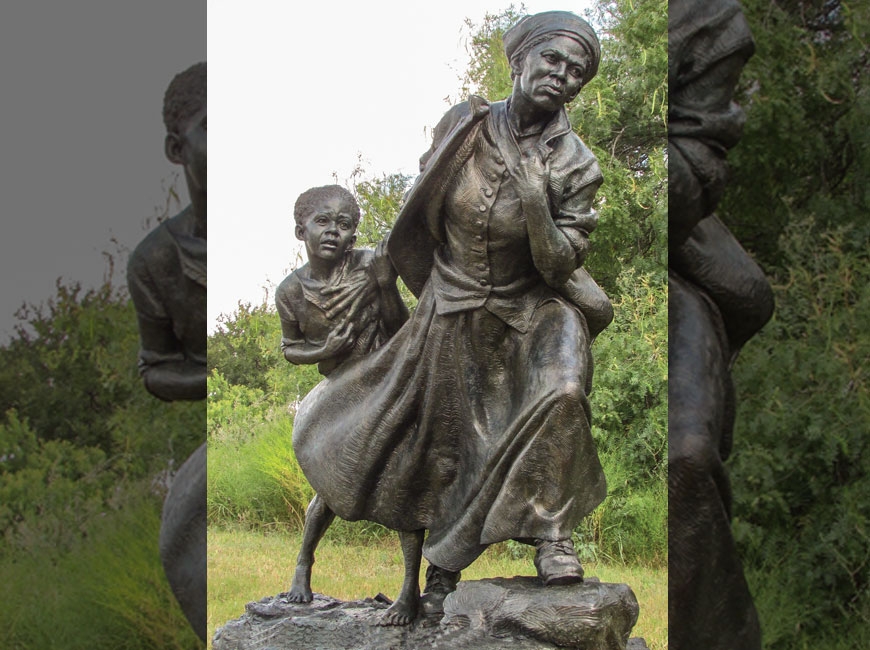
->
295, 224, 306, 241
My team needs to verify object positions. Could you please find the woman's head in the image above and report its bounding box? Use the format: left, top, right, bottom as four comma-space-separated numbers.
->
504, 11, 600, 87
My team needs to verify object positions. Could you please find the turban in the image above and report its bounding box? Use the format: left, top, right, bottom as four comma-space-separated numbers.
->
503, 11, 601, 83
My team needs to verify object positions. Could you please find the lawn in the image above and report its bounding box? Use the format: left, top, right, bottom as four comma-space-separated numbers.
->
208, 526, 666, 649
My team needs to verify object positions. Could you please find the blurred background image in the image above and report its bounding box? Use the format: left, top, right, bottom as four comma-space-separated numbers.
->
722, 1, 870, 647
0, 2, 205, 649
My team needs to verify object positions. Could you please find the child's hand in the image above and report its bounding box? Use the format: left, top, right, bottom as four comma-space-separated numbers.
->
321, 271, 377, 321
322, 321, 355, 356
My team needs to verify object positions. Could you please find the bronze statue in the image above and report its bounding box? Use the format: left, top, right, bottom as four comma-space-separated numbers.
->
291, 10, 613, 619
274, 185, 416, 624
127, 61, 207, 642
669, 1, 773, 648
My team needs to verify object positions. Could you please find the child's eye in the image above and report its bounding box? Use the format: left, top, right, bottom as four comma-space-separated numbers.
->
569, 67, 582, 78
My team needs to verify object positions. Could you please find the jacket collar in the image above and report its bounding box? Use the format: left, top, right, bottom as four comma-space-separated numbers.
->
490, 99, 573, 163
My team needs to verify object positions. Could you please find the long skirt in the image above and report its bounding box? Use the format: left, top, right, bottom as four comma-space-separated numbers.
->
292, 282, 606, 572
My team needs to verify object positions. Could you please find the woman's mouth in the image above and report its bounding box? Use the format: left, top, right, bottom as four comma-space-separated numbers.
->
540, 84, 563, 96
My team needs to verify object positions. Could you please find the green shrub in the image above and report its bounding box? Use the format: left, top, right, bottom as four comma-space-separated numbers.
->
730, 220, 870, 644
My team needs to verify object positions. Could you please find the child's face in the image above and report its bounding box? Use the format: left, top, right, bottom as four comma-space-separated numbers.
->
296, 195, 357, 262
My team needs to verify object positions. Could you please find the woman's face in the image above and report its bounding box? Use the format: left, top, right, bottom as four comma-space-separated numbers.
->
517, 36, 588, 113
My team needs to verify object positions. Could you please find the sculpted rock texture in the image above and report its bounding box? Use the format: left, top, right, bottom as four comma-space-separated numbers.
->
212, 578, 647, 650
442, 577, 639, 649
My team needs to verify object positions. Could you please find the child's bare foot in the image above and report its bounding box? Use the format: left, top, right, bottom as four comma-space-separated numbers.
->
286, 565, 313, 603
378, 594, 419, 626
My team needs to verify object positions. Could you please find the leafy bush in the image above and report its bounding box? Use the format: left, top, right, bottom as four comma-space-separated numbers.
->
730, 220, 870, 644
0, 277, 204, 649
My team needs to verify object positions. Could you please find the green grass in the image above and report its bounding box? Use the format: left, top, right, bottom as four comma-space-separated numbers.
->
208, 526, 666, 649
0, 490, 200, 650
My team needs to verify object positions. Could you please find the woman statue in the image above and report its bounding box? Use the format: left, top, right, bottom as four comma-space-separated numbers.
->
292, 10, 613, 611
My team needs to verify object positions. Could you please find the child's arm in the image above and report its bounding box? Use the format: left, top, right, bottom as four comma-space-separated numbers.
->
281, 322, 355, 366
276, 274, 355, 367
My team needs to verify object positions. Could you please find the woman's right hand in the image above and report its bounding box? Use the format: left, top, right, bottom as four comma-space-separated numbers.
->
513, 150, 550, 205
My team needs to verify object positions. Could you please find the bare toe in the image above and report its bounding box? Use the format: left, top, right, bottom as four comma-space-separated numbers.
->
287, 588, 313, 603
378, 603, 414, 626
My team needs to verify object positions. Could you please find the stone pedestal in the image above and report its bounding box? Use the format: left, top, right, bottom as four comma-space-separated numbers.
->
213, 576, 649, 649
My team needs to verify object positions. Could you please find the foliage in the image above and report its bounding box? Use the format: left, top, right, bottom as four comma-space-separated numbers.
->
583, 266, 668, 565
353, 171, 413, 248
0, 487, 199, 650
591, 267, 668, 484
721, 0, 870, 269
208, 420, 307, 530
713, 1, 870, 644
0, 410, 112, 557
208, 301, 284, 394
0, 282, 138, 451
0, 275, 204, 648
729, 220, 870, 646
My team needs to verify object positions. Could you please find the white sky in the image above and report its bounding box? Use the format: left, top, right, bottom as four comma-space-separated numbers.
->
208, 1, 592, 330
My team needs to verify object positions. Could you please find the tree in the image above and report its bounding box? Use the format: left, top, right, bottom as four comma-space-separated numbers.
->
721, 0, 870, 268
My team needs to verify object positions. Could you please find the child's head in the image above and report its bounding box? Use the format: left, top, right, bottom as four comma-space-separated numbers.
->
163, 62, 206, 135
294, 185, 361, 263
163, 62, 207, 193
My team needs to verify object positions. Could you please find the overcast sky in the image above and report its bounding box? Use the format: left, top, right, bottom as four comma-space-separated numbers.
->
208, 0, 592, 330
0, 1, 205, 340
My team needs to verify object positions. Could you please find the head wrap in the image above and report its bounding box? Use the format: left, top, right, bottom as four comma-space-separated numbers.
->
503, 11, 601, 83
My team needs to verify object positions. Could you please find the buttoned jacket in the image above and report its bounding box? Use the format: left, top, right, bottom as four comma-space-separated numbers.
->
388, 96, 613, 337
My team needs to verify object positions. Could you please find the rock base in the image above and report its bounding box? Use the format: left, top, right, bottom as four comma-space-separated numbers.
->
213, 576, 649, 650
